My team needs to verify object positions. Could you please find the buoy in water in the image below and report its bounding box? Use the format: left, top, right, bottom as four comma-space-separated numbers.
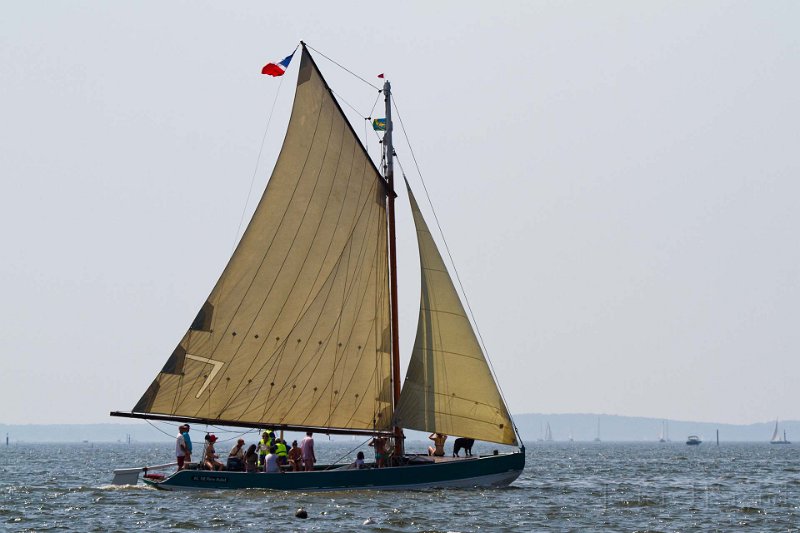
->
295, 508, 308, 519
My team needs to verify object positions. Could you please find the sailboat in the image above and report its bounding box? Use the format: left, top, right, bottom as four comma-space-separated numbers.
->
544, 422, 553, 442
770, 419, 791, 445
109, 42, 525, 491
658, 420, 667, 443
593, 418, 601, 442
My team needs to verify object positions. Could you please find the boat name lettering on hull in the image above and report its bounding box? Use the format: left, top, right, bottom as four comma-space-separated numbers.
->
191, 475, 229, 483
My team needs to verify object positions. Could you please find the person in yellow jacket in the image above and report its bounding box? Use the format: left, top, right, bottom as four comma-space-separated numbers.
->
275, 438, 289, 466
257, 429, 274, 467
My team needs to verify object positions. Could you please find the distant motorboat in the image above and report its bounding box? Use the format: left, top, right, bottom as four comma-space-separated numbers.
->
770, 419, 791, 445
686, 435, 702, 445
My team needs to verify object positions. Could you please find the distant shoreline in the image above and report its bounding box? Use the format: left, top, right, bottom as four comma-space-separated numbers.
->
1, 413, 795, 443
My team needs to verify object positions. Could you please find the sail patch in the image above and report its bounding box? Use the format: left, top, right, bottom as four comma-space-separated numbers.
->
161, 345, 186, 375
132, 380, 160, 413
190, 301, 214, 332
185, 354, 225, 398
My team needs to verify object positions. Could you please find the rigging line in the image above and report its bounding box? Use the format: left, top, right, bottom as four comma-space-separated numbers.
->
232, 74, 287, 252
390, 106, 517, 423
364, 91, 383, 157
204, 424, 257, 435
324, 436, 373, 469
305, 43, 382, 91
145, 419, 179, 439
213, 428, 254, 443
368, 91, 382, 119
330, 88, 378, 127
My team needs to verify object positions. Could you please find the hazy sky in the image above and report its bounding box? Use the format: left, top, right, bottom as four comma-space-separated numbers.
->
2, 1, 798, 426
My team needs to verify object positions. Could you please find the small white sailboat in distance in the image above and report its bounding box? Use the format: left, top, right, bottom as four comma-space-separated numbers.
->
544, 422, 553, 442
658, 420, 666, 443
593, 418, 601, 442
770, 419, 791, 445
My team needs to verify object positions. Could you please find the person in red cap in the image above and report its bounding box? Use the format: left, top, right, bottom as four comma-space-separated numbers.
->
203, 434, 225, 471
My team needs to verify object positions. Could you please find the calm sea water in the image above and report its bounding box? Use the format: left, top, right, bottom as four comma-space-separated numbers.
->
1, 440, 798, 531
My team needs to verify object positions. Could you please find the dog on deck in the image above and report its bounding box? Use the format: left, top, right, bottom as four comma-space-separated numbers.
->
452, 437, 474, 457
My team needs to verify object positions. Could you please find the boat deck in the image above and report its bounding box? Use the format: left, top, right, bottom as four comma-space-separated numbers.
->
411, 454, 485, 464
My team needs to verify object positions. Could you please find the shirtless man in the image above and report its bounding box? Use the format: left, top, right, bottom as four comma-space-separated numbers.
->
369, 436, 388, 468
300, 432, 316, 471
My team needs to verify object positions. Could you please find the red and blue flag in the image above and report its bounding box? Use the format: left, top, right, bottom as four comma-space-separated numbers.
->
261, 52, 295, 76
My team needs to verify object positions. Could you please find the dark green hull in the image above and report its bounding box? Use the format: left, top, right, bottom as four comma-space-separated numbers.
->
144, 451, 525, 491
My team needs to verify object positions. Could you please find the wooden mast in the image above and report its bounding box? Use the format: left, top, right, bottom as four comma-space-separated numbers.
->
383, 79, 404, 457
